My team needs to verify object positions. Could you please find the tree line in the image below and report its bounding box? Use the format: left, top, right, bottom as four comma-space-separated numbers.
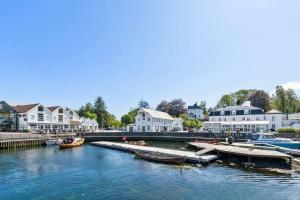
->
216, 86, 300, 113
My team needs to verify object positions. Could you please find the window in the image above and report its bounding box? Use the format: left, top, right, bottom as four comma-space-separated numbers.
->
232, 118, 235, 121
31, 115, 35, 120
147, 125, 150, 131
264, 116, 267, 120
38, 113, 44, 121
242, 117, 245, 121
272, 116, 276, 121
148, 118, 150, 121
138, 126, 140, 131
59, 108, 63, 113
244, 109, 249, 115
23, 114, 26, 117
220, 111, 225, 116
232, 110, 236, 115
58, 115, 63, 122
247, 117, 250, 121
38, 106, 43, 112
272, 124, 276, 129
256, 117, 260, 121
223, 118, 226, 121
24, 118, 27, 121
218, 118, 221, 121
19, 114, 22, 117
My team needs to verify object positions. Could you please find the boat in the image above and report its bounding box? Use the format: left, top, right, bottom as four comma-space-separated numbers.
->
59, 137, 85, 149
249, 132, 300, 149
134, 150, 186, 165
45, 139, 63, 146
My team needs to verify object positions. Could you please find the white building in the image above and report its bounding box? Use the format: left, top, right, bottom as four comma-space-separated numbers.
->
15, 103, 53, 131
67, 109, 81, 131
129, 108, 183, 132
80, 117, 98, 132
203, 101, 284, 133
188, 103, 205, 120
47, 106, 71, 131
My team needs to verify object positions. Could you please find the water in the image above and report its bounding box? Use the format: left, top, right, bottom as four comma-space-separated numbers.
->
1, 145, 300, 200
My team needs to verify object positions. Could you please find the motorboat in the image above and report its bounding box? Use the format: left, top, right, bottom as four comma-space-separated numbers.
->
59, 137, 85, 149
45, 139, 63, 146
134, 150, 185, 165
249, 132, 300, 149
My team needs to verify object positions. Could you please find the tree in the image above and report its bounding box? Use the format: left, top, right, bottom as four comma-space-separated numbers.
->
199, 101, 208, 117
106, 113, 122, 128
138, 99, 150, 109
168, 99, 187, 117
121, 114, 135, 125
217, 95, 234, 108
121, 108, 139, 126
94, 97, 109, 128
156, 100, 170, 113
272, 86, 299, 113
248, 90, 270, 111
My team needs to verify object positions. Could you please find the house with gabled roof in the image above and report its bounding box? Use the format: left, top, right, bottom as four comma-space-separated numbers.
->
188, 103, 205, 120
47, 106, 71, 131
67, 108, 81, 131
131, 108, 183, 132
15, 103, 52, 131
0, 101, 17, 131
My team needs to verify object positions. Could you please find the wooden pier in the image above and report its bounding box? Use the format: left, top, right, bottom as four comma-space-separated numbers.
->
91, 141, 217, 164
0, 139, 45, 149
188, 142, 293, 166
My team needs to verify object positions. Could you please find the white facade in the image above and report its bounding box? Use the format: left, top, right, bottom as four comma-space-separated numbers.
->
131, 108, 183, 132
204, 101, 283, 133
80, 117, 98, 132
17, 104, 53, 131
188, 104, 205, 120
48, 106, 71, 131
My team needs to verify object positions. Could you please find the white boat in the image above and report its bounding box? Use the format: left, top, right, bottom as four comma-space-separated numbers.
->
249, 132, 300, 149
45, 139, 63, 146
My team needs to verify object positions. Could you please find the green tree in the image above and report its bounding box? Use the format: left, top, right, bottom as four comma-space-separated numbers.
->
138, 99, 150, 109
217, 94, 234, 107
199, 101, 208, 117
121, 108, 139, 125
248, 90, 270, 111
272, 86, 299, 113
94, 97, 109, 128
156, 100, 170, 113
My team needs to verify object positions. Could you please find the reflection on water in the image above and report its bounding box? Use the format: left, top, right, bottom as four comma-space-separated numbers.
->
0, 144, 300, 200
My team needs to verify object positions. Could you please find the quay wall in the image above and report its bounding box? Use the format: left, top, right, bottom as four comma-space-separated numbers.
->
84, 132, 251, 142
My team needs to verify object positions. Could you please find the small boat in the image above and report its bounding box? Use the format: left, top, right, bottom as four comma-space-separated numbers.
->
45, 139, 63, 146
134, 150, 185, 165
59, 137, 85, 149
249, 132, 300, 149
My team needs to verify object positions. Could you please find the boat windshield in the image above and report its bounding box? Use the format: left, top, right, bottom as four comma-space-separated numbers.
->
250, 134, 260, 140
262, 135, 275, 139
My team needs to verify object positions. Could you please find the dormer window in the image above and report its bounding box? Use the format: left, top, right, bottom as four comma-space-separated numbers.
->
244, 109, 249, 115
232, 110, 236, 115
38, 106, 43, 112
59, 108, 63, 113
220, 111, 225, 116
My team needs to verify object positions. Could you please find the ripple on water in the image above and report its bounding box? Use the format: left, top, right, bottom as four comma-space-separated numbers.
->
0, 145, 300, 200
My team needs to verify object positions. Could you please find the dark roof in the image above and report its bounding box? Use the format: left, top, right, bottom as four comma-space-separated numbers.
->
188, 103, 202, 110
14, 103, 39, 113
0, 101, 16, 113
214, 105, 261, 112
47, 106, 61, 112
209, 105, 264, 116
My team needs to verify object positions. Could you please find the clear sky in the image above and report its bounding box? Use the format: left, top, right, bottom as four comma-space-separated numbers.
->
1, 0, 300, 118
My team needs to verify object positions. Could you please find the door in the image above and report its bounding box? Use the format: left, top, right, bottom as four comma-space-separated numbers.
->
142, 126, 145, 132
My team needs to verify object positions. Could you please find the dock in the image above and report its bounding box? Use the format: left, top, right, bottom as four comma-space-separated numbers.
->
0, 139, 45, 149
188, 142, 292, 163
91, 141, 217, 164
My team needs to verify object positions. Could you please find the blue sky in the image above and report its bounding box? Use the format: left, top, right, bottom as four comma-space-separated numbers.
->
1, 0, 300, 118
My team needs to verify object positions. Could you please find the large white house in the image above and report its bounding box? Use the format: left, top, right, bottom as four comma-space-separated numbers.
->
80, 117, 99, 132
188, 103, 205, 120
47, 106, 71, 131
203, 101, 284, 133
128, 108, 183, 132
15, 103, 53, 131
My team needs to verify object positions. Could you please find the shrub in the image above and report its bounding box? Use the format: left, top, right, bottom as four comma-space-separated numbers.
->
277, 128, 300, 134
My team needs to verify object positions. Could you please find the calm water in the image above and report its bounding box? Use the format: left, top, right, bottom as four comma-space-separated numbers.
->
1, 144, 300, 200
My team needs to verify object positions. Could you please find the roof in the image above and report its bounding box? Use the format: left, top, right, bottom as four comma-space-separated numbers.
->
70, 120, 81, 125
188, 103, 201, 110
0, 101, 16, 113
140, 108, 174, 120
47, 106, 61, 112
214, 105, 262, 112
266, 109, 283, 114
14, 103, 39, 113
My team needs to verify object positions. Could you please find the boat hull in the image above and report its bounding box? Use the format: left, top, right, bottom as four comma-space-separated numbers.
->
134, 151, 185, 165
251, 141, 300, 149
59, 139, 85, 149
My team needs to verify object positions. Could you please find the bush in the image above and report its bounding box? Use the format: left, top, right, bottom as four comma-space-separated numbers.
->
277, 128, 300, 134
